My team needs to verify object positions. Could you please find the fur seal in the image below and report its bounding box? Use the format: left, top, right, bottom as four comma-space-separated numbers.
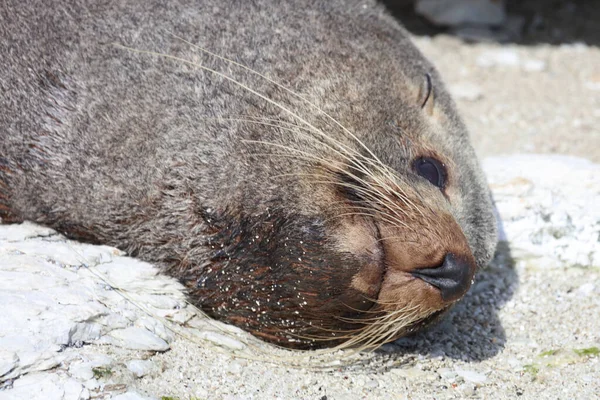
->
0, 0, 497, 349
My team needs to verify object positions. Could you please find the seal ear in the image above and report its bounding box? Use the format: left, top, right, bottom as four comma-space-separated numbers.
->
417, 73, 435, 116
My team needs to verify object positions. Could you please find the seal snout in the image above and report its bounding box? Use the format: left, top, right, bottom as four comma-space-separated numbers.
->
411, 253, 475, 302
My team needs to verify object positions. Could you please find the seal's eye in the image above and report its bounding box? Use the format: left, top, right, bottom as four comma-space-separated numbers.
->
413, 157, 447, 190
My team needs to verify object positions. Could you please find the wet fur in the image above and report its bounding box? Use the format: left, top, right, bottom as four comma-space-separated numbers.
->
0, 0, 497, 348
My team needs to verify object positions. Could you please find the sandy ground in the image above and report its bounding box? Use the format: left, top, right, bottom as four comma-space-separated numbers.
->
417, 35, 600, 163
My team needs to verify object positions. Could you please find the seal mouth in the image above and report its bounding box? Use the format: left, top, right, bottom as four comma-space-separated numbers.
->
350, 217, 477, 347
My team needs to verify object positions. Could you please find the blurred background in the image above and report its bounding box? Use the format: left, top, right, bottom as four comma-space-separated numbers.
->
381, 0, 600, 162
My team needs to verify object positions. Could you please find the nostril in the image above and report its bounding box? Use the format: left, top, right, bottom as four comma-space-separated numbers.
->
410, 253, 474, 302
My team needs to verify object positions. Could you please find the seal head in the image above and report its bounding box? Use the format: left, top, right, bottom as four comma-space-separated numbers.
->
0, 0, 497, 349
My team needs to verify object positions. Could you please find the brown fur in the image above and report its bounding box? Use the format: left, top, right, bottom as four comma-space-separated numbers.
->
0, 0, 497, 349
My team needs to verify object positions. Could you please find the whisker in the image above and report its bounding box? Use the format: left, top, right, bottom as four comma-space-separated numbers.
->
170, 34, 423, 215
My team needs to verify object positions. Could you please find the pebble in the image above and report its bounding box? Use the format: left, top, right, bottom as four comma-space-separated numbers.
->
455, 369, 487, 385
126, 359, 155, 378
456, 382, 477, 396
577, 283, 595, 296
437, 368, 458, 381
112, 392, 153, 400
227, 359, 248, 375
365, 378, 379, 389
476, 49, 520, 67
522, 59, 547, 72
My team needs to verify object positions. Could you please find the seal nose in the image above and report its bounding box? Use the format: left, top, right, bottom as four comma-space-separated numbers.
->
411, 253, 474, 302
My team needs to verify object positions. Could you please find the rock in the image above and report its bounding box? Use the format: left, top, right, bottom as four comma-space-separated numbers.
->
105, 327, 170, 352
437, 368, 458, 381
194, 331, 246, 351
484, 155, 600, 268
0, 351, 18, 378
522, 59, 546, 72
476, 49, 520, 67
127, 359, 155, 378
0, 373, 86, 400
63, 379, 89, 400
365, 378, 379, 389
415, 0, 506, 27
455, 369, 487, 385
68, 363, 95, 381
577, 283, 595, 296
112, 392, 153, 400
226, 358, 248, 375
0, 221, 56, 242
456, 382, 477, 396
194, 387, 209, 398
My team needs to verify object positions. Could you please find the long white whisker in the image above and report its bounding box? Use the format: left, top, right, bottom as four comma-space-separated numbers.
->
170, 34, 421, 211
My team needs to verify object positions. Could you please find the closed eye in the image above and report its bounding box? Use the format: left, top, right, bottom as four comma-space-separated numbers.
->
336, 171, 368, 204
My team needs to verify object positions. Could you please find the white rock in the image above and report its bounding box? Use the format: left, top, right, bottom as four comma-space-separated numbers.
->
365, 378, 379, 389
437, 367, 458, 380
83, 378, 100, 390
0, 221, 56, 242
415, 0, 506, 26
0, 351, 18, 378
577, 283, 595, 296
456, 382, 477, 396
112, 392, 154, 400
195, 331, 246, 351
105, 327, 170, 351
226, 358, 248, 375
476, 49, 520, 67
194, 387, 209, 398
68, 362, 95, 381
0, 373, 83, 400
63, 379, 88, 400
135, 318, 173, 343
388, 366, 429, 379
455, 369, 487, 385
522, 59, 547, 72
127, 359, 155, 378
485, 155, 600, 268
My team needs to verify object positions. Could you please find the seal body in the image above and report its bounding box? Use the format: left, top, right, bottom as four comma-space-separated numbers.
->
0, 0, 497, 348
